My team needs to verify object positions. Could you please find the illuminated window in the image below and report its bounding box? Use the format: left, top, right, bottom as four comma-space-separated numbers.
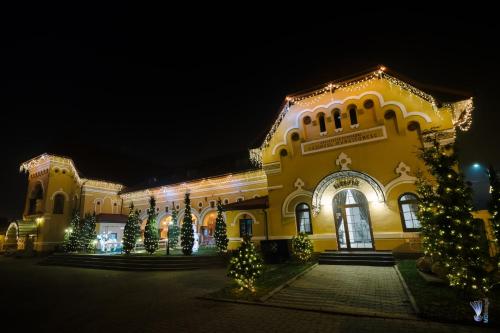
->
349, 106, 358, 125
239, 218, 253, 237
399, 193, 421, 231
53, 194, 65, 214
295, 203, 312, 234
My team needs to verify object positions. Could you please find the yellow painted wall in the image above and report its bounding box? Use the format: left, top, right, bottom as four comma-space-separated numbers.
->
255, 76, 459, 252
225, 209, 268, 250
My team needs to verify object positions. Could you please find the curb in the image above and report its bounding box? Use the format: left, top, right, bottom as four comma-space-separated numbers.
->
259, 263, 318, 302
200, 295, 421, 322
394, 264, 420, 316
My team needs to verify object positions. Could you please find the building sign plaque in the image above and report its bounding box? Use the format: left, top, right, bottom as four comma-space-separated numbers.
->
301, 126, 387, 155
333, 177, 360, 189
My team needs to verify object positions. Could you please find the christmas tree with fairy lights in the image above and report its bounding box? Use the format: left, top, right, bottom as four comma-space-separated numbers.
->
123, 203, 139, 254
417, 132, 490, 296
168, 203, 180, 250
181, 193, 194, 255
214, 199, 228, 253
227, 235, 264, 292
144, 197, 159, 254
291, 232, 314, 263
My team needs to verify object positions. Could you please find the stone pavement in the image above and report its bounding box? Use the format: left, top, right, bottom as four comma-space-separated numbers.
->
0, 257, 494, 333
266, 265, 415, 318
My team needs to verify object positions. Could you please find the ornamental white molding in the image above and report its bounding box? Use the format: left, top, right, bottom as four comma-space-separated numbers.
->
50, 189, 69, 201
271, 90, 432, 155
5, 222, 19, 241
311, 170, 386, 216
373, 231, 420, 239
230, 211, 260, 227
177, 208, 201, 225
282, 178, 313, 218
384, 162, 417, 196
336, 152, 352, 170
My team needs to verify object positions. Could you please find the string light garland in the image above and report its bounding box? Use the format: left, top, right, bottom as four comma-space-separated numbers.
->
254, 66, 474, 159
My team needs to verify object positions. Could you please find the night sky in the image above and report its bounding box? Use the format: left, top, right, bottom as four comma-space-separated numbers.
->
1, 5, 498, 218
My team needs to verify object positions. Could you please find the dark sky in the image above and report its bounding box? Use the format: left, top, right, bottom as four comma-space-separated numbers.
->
1, 5, 498, 217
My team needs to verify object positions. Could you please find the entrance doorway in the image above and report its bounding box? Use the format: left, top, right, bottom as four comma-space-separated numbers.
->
333, 189, 374, 250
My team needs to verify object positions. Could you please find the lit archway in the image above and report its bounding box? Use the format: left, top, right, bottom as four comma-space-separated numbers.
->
200, 211, 217, 246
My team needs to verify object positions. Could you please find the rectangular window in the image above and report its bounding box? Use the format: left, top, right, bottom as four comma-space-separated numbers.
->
297, 211, 312, 234
239, 219, 253, 237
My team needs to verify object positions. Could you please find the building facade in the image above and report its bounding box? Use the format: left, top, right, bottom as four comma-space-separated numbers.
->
7, 67, 474, 253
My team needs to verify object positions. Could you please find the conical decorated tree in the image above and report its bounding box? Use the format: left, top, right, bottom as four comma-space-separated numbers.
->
82, 212, 97, 253
181, 192, 194, 255
123, 203, 138, 254
488, 165, 500, 250
415, 172, 440, 260
291, 232, 314, 263
66, 210, 83, 252
227, 235, 264, 292
418, 133, 490, 296
134, 209, 141, 242
168, 203, 180, 250
214, 199, 228, 253
144, 196, 159, 254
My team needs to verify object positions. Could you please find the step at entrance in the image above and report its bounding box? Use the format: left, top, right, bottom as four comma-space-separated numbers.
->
318, 251, 395, 266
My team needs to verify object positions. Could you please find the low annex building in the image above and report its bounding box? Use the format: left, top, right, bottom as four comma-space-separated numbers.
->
6, 66, 474, 253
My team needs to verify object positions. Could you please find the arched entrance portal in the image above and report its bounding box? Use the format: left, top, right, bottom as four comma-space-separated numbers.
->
333, 189, 374, 250
200, 211, 216, 246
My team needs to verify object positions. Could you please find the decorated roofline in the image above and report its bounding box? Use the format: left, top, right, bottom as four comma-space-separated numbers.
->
248, 66, 474, 167
19, 153, 124, 189
120, 168, 265, 199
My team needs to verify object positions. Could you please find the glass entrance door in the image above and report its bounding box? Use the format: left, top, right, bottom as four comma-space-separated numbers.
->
333, 189, 374, 250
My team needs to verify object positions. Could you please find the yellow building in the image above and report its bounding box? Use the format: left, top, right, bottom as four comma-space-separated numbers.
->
9, 67, 474, 254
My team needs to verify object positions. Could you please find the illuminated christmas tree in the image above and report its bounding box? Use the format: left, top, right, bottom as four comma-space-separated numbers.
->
66, 210, 83, 252
227, 235, 264, 292
291, 232, 314, 263
488, 165, 500, 249
82, 212, 97, 253
181, 193, 194, 255
168, 203, 180, 250
144, 196, 159, 254
123, 203, 138, 254
214, 199, 228, 253
418, 133, 490, 296
134, 209, 141, 242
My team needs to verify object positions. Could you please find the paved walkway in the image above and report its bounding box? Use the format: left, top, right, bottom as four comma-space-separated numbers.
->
0, 257, 494, 332
266, 265, 415, 318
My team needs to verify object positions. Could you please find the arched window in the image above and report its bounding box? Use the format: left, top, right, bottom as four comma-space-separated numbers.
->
28, 182, 44, 215
349, 106, 358, 126
295, 203, 313, 234
53, 194, 65, 214
398, 193, 421, 231
318, 113, 326, 133
333, 109, 342, 129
